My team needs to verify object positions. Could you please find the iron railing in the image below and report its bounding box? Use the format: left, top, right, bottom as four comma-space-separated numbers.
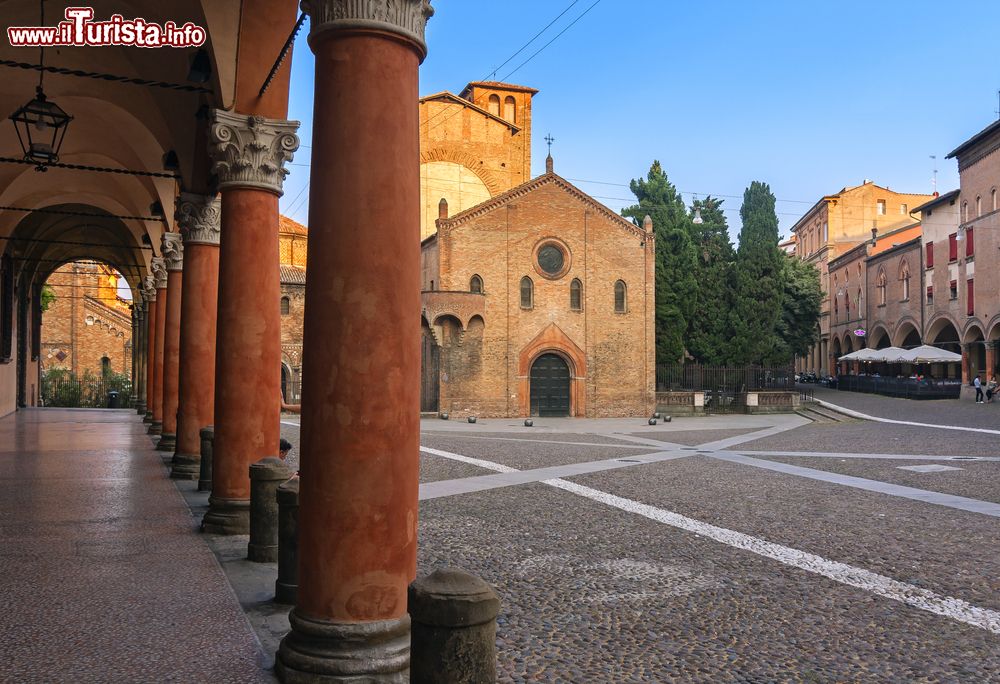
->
656, 364, 795, 393
41, 376, 133, 408
836, 375, 962, 400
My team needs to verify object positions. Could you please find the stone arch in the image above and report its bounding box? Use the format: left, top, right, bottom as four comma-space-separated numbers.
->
868, 325, 891, 349
987, 315, 1000, 343
468, 314, 485, 329
419, 148, 506, 197
892, 318, 921, 348
518, 323, 587, 417
926, 313, 962, 347
963, 318, 986, 341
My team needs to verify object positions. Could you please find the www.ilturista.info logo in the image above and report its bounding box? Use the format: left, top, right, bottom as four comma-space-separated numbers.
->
7, 7, 206, 48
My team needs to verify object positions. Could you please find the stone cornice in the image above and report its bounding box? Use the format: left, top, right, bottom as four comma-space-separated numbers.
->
176, 193, 222, 246
208, 110, 300, 196
151, 257, 168, 289
162, 232, 184, 272
142, 276, 157, 302
303, 0, 434, 60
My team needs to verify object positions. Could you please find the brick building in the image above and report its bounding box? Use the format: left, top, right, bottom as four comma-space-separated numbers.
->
792, 181, 934, 375
40, 262, 133, 378
279, 216, 306, 401
420, 158, 655, 418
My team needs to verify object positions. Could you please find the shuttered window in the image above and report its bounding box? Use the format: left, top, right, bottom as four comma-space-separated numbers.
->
966, 228, 974, 257
925, 241, 934, 268
948, 233, 957, 261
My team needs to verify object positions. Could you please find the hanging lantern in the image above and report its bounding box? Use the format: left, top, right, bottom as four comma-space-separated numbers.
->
692, 206, 704, 225
10, 86, 73, 170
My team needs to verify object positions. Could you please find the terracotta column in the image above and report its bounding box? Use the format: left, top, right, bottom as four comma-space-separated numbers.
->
202, 111, 299, 534
134, 302, 147, 415
171, 194, 221, 479
987, 342, 997, 379
156, 233, 184, 451
275, 3, 432, 681
961, 344, 970, 384
142, 277, 156, 422
148, 259, 168, 435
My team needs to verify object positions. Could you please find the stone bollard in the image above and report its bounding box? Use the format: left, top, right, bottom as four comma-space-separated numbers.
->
248, 457, 291, 563
197, 426, 214, 492
409, 569, 500, 684
274, 477, 300, 604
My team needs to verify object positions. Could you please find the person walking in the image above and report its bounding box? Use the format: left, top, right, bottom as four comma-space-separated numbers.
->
974, 374, 984, 403
986, 376, 998, 404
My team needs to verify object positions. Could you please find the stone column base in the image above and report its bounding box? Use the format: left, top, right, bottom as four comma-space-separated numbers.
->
170, 453, 200, 480
135, 401, 147, 416
156, 433, 176, 452
275, 611, 409, 683
202, 496, 250, 535
143, 411, 153, 424
148, 420, 163, 435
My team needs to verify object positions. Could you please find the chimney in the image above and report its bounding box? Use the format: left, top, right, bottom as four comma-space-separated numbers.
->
438, 197, 448, 220
643, 215, 653, 231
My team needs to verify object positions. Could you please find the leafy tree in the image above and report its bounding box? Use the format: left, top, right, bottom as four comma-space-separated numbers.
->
773, 253, 822, 362
40, 284, 56, 312
726, 181, 784, 365
686, 196, 734, 364
622, 161, 697, 364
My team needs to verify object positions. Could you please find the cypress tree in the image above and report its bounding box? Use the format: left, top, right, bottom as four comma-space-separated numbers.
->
773, 253, 823, 363
727, 181, 783, 365
622, 161, 697, 365
686, 196, 734, 364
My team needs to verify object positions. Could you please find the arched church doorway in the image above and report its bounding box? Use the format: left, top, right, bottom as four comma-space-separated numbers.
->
420, 324, 440, 413
530, 353, 570, 417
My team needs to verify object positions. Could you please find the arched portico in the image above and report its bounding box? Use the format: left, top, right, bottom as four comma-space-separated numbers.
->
517, 323, 587, 417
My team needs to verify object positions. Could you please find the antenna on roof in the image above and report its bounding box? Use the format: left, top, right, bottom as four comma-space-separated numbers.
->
930, 155, 938, 194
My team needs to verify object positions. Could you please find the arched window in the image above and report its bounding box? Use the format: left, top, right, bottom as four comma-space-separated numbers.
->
614, 280, 627, 313
487, 94, 501, 117
503, 96, 516, 122
469, 274, 483, 293
976, 195, 982, 217
520, 276, 533, 309
101, 356, 111, 375
992, 188, 997, 212
876, 269, 887, 306
280, 296, 290, 315
963, 201, 968, 222
899, 261, 910, 301
569, 278, 582, 311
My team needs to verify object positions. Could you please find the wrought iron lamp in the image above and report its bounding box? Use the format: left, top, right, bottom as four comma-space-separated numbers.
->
9, 0, 72, 170
692, 194, 704, 225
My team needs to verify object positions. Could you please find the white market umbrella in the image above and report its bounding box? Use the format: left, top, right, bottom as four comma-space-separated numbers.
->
838, 347, 882, 363
896, 345, 962, 364
874, 347, 908, 363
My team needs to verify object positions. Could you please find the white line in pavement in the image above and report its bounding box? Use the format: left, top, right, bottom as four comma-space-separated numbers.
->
737, 450, 1000, 462
280, 421, 299, 427
422, 434, 657, 449
426, 446, 1000, 635
816, 399, 1000, 436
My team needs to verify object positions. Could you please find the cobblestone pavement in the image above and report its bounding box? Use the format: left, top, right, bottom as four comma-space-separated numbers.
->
256, 409, 1000, 681
810, 384, 1000, 429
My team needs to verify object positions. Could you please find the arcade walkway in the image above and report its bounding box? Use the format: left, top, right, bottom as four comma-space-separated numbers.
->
0, 409, 272, 683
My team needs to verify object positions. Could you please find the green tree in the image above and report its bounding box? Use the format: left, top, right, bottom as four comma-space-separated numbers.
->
686, 196, 734, 364
622, 161, 697, 364
726, 181, 784, 365
773, 253, 822, 363
40, 284, 56, 312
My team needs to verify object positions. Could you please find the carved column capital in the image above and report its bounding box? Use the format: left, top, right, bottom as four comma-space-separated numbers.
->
176, 193, 222, 246
208, 110, 300, 196
162, 232, 184, 272
302, 0, 434, 60
151, 257, 168, 289
141, 276, 156, 302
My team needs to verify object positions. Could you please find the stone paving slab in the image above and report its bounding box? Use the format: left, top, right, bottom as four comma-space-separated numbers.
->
420, 451, 494, 482
625, 428, 759, 447
758, 454, 1000, 506
737, 421, 1000, 457
419, 434, 655, 471
566, 456, 1000, 613
419, 481, 1000, 683
0, 409, 274, 684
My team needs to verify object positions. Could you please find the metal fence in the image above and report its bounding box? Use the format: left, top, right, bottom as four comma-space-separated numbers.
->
836, 375, 962, 400
655, 364, 796, 393
41, 376, 133, 408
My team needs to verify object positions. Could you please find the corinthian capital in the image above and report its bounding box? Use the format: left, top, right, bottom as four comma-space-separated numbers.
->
162, 232, 184, 272
151, 257, 168, 289
142, 276, 157, 302
302, 0, 434, 59
208, 110, 300, 196
176, 193, 221, 246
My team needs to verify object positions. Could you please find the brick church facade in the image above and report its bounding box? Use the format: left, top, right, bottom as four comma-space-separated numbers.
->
278, 80, 655, 417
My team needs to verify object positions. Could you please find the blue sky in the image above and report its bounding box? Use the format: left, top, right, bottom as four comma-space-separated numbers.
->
280, 0, 1000, 239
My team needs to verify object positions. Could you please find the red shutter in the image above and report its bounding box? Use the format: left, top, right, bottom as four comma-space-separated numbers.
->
925, 241, 934, 268
967, 279, 975, 316
949, 234, 958, 261
966, 228, 974, 257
